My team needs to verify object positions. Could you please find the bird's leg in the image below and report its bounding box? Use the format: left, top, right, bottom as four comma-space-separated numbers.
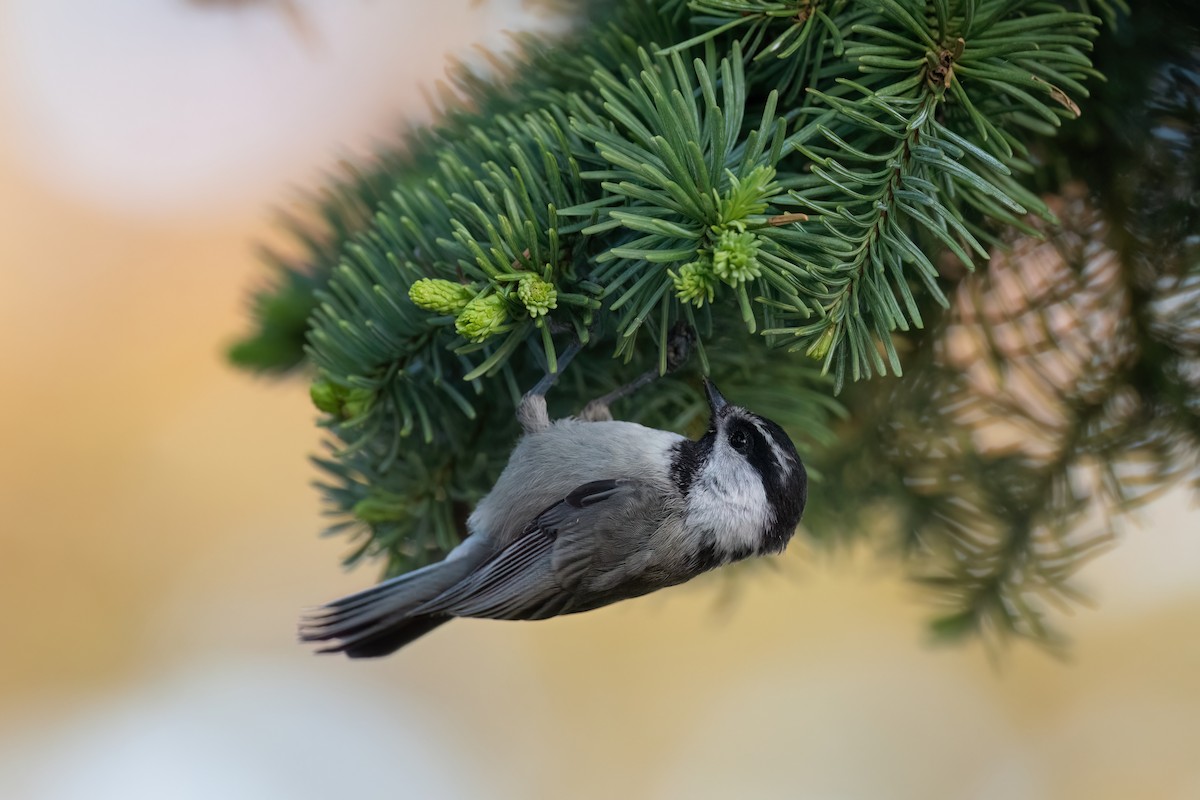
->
579, 322, 694, 422
517, 339, 584, 434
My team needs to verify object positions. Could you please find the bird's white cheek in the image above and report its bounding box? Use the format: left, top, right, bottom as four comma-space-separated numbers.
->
686, 452, 770, 551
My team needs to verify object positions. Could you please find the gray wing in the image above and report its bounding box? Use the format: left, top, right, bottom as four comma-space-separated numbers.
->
412, 479, 652, 621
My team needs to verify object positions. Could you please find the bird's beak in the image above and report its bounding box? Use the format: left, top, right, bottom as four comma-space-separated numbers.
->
702, 377, 728, 415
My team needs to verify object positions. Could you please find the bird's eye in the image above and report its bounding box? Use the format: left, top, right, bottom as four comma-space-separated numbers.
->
729, 429, 749, 453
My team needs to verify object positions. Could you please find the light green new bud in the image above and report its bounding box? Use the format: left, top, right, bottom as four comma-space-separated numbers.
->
310, 379, 342, 414
342, 387, 376, 419
310, 378, 375, 419
352, 492, 407, 524
806, 326, 836, 360
455, 293, 510, 343
517, 273, 558, 318
408, 278, 475, 314
670, 257, 718, 307
711, 228, 763, 286
717, 165, 778, 226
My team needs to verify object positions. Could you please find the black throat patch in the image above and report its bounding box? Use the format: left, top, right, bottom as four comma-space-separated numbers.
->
669, 429, 716, 497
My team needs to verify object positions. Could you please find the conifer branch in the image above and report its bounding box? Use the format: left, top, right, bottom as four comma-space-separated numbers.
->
224, 0, 1188, 649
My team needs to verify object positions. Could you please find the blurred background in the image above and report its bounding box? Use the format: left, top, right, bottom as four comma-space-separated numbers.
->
1, 1, 1198, 798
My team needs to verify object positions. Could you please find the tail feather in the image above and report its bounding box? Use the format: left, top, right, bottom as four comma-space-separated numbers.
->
300, 539, 488, 658
331, 615, 451, 659
318, 561, 442, 613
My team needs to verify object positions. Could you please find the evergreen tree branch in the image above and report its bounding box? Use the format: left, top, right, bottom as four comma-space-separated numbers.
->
772, 0, 1099, 387
225, 1, 1188, 651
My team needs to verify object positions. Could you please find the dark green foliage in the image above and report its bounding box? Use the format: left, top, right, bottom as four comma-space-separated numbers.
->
805, 187, 1199, 652
228, 264, 321, 372
232, 0, 1200, 649
227, 152, 414, 372
778, 2, 1101, 385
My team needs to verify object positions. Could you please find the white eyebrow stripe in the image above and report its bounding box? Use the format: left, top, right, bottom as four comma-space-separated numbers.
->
749, 417, 794, 475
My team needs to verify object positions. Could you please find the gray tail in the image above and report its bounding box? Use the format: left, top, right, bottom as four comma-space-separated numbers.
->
299, 547, 482, 659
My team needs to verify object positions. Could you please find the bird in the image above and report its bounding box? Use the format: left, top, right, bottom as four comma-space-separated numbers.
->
299, 378, 808, 657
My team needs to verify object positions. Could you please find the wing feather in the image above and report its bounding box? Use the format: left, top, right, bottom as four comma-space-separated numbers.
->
413, 480, 630, 620
413, 531, 555, 617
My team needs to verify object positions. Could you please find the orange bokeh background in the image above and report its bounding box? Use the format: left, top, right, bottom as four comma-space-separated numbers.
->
1, 3, 1198, 798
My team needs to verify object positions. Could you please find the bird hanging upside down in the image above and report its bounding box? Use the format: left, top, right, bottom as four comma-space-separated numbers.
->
300, 377, 807, 658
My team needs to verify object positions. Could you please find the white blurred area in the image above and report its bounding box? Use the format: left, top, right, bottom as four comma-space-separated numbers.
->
0, 2, 1198, 799
0, 0, 556, 221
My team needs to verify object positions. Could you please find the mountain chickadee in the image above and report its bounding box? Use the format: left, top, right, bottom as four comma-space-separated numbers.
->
300, 379, 807, 657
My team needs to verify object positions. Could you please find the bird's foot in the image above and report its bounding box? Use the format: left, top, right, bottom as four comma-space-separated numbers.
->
576, 322, 695, 422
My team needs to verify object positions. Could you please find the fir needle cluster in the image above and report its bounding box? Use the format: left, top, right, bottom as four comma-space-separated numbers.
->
229, 0, 1161, 648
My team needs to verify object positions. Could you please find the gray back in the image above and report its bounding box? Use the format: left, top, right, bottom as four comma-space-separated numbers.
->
468, 418, 684, 546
